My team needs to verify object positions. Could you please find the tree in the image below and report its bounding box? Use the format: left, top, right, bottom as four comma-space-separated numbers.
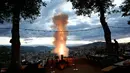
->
67, 0, 115, 54
0, 0, 46, 71
120, 0, 130, 25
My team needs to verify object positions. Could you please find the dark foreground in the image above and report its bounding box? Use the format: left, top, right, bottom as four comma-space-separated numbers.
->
46, 58, 103, 73
1, 58, 130, 73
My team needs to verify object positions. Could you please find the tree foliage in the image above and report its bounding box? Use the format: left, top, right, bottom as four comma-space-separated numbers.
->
120, 0, 130, 24
0, 0, 46, 22
68, 0, 115, 17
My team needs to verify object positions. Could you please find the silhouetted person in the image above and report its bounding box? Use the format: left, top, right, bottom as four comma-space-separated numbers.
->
23, 63, 45, 73
114, 39, 119, 55
23, 63, 38, 73
6, 64, 21, 73
44, 58, 49, 68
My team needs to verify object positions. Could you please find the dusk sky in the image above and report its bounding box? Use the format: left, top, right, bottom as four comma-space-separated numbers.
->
0, 0, 130, 46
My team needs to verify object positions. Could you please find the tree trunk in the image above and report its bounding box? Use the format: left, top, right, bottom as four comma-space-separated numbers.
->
8, 2, 21, 72
99, 4, 113, 55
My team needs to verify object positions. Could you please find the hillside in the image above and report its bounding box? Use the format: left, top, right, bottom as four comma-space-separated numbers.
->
68, 42, 106, 50
0, 41, 130, 52
20, 46, 52, 53
69, 42, 130, 50
0, 45, 52, 53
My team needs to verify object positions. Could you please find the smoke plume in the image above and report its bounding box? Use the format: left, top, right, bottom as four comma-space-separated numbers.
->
52, 13, 69, 59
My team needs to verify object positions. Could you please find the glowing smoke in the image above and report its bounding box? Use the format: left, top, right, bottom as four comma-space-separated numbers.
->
52, 13, 69, 59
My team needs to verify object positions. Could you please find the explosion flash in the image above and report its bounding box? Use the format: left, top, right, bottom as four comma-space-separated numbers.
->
52, 13, 69, 59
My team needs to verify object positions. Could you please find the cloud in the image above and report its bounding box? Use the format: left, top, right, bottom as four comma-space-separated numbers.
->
0, 36, 93, 46
0, 0, 130, 45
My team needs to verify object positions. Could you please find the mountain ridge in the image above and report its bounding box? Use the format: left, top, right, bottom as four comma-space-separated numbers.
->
0, 41, 130, 52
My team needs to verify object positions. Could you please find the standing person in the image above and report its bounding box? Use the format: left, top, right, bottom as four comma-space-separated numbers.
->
114, 39, 119, 55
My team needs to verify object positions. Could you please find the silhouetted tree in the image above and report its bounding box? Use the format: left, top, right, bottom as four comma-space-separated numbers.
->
67, 0, 115, 54
0, 0, 46, 71
120, 0, 130, 24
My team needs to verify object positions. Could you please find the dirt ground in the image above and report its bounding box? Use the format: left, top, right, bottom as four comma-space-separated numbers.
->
46, 58, 103, 73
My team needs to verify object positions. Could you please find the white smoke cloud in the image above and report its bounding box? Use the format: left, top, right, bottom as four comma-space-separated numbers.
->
52, 13, 69, 58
